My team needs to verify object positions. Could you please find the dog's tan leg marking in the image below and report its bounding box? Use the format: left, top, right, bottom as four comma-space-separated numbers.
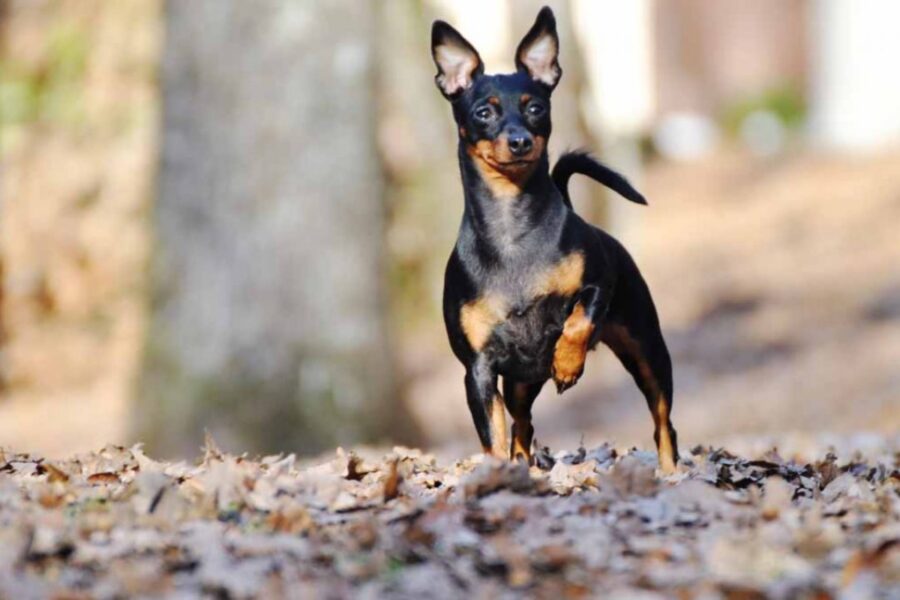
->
601, 324, 677, 474
655, 395, 677, 474
551, 303, 593, 390
510, 433, 530, 462
508, 382, 534, 462
486, 395, 509, 459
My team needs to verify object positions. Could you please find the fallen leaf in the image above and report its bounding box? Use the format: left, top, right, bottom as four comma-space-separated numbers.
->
87, 472, 120, 485
42, 463, 70, 483
383, 458, 401, 502
609, 455, 658, 496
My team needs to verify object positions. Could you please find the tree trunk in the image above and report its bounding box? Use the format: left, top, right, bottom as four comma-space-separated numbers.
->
136, 0, 416, 457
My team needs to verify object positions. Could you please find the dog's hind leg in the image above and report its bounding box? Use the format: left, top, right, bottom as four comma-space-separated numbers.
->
600, 266, 678, 473
502, 378, 545, 463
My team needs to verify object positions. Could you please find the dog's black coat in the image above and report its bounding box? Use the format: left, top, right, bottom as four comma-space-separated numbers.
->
432, 7, 678, 470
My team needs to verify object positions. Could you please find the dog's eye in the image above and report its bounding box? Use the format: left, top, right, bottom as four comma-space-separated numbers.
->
474, 106, 495, 122
526, 103, 546, 117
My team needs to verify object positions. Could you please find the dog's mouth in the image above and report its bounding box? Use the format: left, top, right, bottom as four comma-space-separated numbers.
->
494, 157, 535, 166
485, 157, 536, 169
466, 136, 546, 197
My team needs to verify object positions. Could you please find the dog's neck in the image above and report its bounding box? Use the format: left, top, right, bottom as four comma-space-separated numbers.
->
456, 143, 567, 266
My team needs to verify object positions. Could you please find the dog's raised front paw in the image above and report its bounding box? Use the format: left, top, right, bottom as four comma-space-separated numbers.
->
551, 338, 586, 393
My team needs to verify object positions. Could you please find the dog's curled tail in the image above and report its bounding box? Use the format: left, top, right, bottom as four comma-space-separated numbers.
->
551, 151, 647, 208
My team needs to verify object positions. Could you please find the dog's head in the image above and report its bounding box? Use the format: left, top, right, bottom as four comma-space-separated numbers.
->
431, 7, 561, 192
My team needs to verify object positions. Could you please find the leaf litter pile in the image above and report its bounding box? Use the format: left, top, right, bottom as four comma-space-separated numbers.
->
1, 437, 897, 599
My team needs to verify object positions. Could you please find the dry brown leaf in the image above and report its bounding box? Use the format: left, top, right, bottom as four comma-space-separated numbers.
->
532, 544, 575, 572
548, 459, 599, 494
609, 454, 658, 496
383, 458, 401, 502
462, 459, 535, 499
266, 505, 314, 534
42, 463, 70, 483
37, 491, 65, 509
87, 472, 120, 485
760, 476, 793, 520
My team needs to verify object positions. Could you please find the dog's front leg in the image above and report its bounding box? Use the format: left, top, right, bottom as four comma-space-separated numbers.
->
464, 355, 508, 458
552, 285, 604, 393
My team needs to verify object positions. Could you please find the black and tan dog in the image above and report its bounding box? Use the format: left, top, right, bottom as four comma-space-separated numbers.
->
432, 7, 678, 472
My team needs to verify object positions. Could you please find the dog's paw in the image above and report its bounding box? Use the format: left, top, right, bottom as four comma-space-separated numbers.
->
551, 303, 592, 393
551, 337, 586, 393
551, 367, 582, 393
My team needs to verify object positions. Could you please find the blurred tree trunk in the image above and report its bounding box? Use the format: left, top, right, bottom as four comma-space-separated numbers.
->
0, 2, 9, 393
136, 0, 417, 457
0, 258, 5, 393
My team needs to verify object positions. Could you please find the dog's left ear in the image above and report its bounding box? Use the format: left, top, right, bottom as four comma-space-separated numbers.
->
515, 6, 562, 90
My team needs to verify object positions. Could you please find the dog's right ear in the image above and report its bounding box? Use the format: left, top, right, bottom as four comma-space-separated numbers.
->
431, 20, 484, 100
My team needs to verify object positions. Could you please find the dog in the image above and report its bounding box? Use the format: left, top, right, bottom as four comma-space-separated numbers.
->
432, 6, 678, 473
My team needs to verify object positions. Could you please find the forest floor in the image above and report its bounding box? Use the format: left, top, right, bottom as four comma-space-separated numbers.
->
1, 436, 897, 598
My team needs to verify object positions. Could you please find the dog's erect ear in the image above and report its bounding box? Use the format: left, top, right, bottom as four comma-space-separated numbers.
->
432, 20, 484, 100
515, 6, 562, 90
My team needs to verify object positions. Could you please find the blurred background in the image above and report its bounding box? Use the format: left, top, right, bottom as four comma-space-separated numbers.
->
1, 0, 898, 460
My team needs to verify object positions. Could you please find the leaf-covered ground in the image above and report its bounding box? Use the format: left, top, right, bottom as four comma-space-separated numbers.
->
1, 438, 898, 599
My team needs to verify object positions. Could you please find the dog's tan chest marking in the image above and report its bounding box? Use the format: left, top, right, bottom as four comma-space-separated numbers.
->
530, 252, 584, 297
460, 294, 508, 351
460, 253, 584, 352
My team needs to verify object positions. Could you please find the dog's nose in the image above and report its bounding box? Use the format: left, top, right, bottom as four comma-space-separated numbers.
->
508, 134, 533, 157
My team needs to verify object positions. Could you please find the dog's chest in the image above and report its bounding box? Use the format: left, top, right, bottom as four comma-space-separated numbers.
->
459, 252, 585, 380
489, 293, 570, 381
496, 250, 584, 305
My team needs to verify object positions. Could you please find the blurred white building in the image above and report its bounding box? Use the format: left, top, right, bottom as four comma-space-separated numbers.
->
808, 0, 900, 151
